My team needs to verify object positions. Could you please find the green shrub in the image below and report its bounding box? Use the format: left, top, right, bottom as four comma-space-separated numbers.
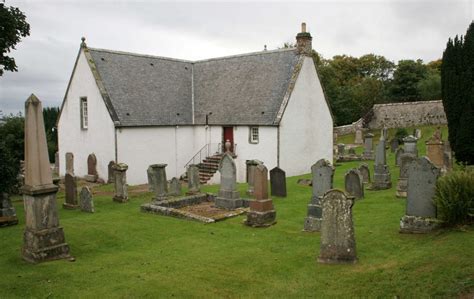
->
434, 170, 474, 226
395, 128, 409, 143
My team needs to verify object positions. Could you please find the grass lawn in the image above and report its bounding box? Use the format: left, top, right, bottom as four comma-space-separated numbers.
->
0, 125, 473, 297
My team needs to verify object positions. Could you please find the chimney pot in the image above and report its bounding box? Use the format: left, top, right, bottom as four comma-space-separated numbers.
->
301, 22, 306, 33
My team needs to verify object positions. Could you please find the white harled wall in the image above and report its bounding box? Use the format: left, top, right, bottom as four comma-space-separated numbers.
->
58, 50, 115, 180
279, 56, 333, 176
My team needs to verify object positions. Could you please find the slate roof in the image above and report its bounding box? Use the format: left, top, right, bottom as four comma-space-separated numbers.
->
87, 47, 300, 127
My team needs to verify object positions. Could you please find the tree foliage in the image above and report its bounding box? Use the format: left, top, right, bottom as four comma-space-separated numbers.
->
0, 3, 30, 76
441, 22, 474, 165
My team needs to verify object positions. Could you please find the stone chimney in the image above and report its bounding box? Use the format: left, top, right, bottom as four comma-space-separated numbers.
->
296, 22, 312, 55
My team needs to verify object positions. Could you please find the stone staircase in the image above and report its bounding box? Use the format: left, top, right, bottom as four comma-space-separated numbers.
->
183, 154, 223, 184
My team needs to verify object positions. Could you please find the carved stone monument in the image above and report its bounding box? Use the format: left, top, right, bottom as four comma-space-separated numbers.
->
186, 164, 200, 195
363, 133, 374, 159
395, 147, 405, 167
245, 164, 276, 227
371, 135, 392, 190
0, 193, 18, 227
270, 167, 287, 197
85, 153, 98, 182
21, 94, 72, 263
79, 186, 94, 213
358, 163, 370, 184
65, 152, 74, 174
345, 169, 364, 199
318, 189, 357, 264
63, 172, 79, 209
54, 151, 59, 175
403, 135, 418, 157
149, 164, 168, 201
354, 128, 363, 144
337, 144, 345, 156
246, 159, 262, 196
112, 163, 128, 203
425, 128, 444, 169
395, 153, 417, 198
215, 154, 244, 209
107, 161, 116, 184
390, 138, 399, 153
303, 159, 334, 232
169, 177, 182, 197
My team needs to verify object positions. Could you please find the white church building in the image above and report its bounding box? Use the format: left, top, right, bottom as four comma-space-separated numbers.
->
57, 23, 333, 185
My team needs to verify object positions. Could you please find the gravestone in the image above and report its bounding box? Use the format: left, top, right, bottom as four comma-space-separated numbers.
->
395, 147, 405, 167
245, 164, 276, 227
337, 144, 345, 156
400, 157, 441, 233
363, 133, 374, 159
215, 153, 244, 209
54, 151, 59, 175
354, 128, 363, 144
169, 177, 182, 197
147, 166, 154, 192
414, 128, 422, 139
371, 136, 392, 190
149, 164, 168, 201
107, 161, 116, 184
390, 138, 399, 153
403, 135, 418, 157
345, 169, 364, 199
186, 164, 200, 195
112, 163, 128, 203
303, 159, 334, 232
65, 152, 74, 174
395, 153, 417, 198
85, 153, 98, 182
425, 129, 444, 169
358, 163, 370, 184
348, 147, 356, 156
63, 172, 79, 209
79, 186, 94, 213
443, 140, 453, 172
21, 94, 72, 263
317, 189, 357, 264
246, 160, 262, 196
0, 193, 18, 227
270, 167, 287, 197
333, 132, 338, 144
381, 127, 388, 140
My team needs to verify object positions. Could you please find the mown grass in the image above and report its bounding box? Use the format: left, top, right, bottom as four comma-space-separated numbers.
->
0, 125, 472, 297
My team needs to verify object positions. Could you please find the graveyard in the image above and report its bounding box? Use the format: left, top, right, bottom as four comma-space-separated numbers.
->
0, 125, 473, 297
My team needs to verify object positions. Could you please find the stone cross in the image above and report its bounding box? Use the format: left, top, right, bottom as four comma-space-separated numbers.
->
403, 135, 418, 157
395, 153, 417, 198
21, 94, 72, 263
345, 169, 364, 199
107, 161, 116, 184
112, 163, 128, 203
400, 157, 441, 233
363, 133, 374, 159
169, 177, 182, 197
186, 164, 200, 195
215, 153, 243, 209
318, 189, 357, 264
149, 164, 168, 201
425, 130, 444, 169
85, 153, 98, 182
79, 186, 94, 213
303, 159, 334, 232
0, 192, 18, 227
372, 137, 392, 190
357, 163, 370, 184
270, 167, 287, 197
245, 164, 276, 227
246, 159, 262, 196
63, 172, 79, 209
65, 152, 74, 174
395, 148, 405, 167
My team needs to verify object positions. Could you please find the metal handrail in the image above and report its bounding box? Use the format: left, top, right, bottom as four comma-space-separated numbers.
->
184, 143, 222, 169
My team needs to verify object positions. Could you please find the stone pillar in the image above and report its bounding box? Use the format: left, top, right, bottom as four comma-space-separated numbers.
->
295, 22, 312, 56
245, 164, 276, 227
246, 159, 262, 196
363, 133, 374, 159
149, 164, 168, 201
303, 159, 334, 232
318, 189, 357, 264
215, 153, 244, 209
186, 164, 200, 195
0, 193, 18, 227
371, 136, 392, 190
21, 94, 72, 263
395, 153, 417, 198
112, 163, 128, 203
344, 169, 364, 199
63, 172, 79, 209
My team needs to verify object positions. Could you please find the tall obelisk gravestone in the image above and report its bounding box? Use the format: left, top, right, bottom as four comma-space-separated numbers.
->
21, 94, 72, 263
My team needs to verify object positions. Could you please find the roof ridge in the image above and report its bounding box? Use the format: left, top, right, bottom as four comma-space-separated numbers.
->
88, 47, 193, 63
194, 47, 297, 63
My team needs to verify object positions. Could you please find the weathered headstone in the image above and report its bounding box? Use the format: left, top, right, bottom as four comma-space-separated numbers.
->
425, 128, 444, 169
400, 157, 441, 233
54, 151, 59, 175
169, 177, 182, 197
112, 163, 128, 203
65, 152, 74, 174
0, 193, 18, 227
149, 164, 168, 201
303, 159, 334, 232
345, 169, 364, 199
414, 128, 422, 139
245, 164, 276, 227
403, 135, 418, 157
147, 166, 154, 192
107, 161, 116, 184
354, 128, 363, 144
363, 133, 374, 159
337, 143, 345, 156
381, 127, 388, 140
395, 153, 417, 198
215, 153, 244, 209
246, 159, 262, 196
186, 164, 200, 195
358, 163, 370, 184
390, 138, 399, 153
395, 147, 405, 167
333, 131, 338, 145
85, 153, 98, 182
270, 167, 287, 197
317, 189, 357, 264
79, 186, 94, 213
63, 172, 79, 209
21, 94, 72, 263
372, 136, 392, 190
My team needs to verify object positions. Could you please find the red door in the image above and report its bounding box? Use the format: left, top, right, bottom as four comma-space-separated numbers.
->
223, 127, 234, 152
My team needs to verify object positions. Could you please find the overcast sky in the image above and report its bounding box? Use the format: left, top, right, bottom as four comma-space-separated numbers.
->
0, 0, 473, 116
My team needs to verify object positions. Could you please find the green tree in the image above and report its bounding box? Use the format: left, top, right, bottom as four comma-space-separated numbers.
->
389, 59, 428, 101
0, 3, 30, 76
0, 114, 24, 194
416, 70, 441, 101
43, 107, 59, 161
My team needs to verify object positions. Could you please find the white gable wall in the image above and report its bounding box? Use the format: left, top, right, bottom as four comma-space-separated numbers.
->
279, 56, 333, 177
58, 50, 115, 180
